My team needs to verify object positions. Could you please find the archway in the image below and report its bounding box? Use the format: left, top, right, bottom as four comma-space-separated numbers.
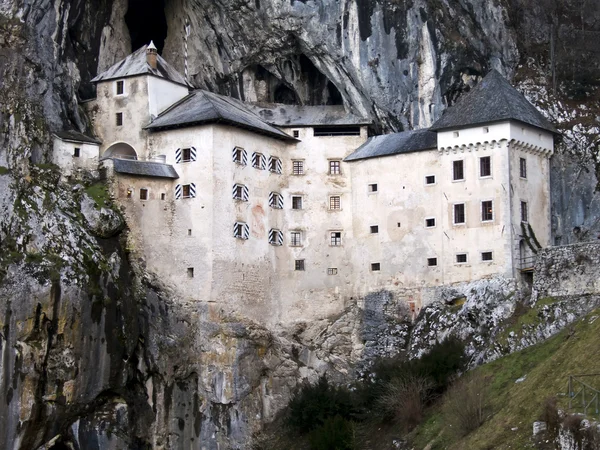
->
103, 142, 138, 160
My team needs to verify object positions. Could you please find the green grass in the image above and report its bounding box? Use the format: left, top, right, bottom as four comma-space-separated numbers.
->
409, 308, 600, 449
85, 182, 110, 209
0, 166, 9, 175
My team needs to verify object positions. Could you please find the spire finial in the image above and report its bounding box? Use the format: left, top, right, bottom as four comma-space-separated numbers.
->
147, 41, 158, 69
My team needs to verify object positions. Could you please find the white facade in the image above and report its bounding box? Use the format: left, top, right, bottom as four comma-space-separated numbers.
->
52, 136, 100, 178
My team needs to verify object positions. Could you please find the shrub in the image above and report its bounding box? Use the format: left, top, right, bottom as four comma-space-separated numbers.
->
308, 415, 357, 450
442, 372, 490, 438
288, 376, 357, 434
541, 396, 561, 441
376, 375, 433, 430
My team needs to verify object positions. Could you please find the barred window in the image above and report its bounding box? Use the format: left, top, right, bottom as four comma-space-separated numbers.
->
427, 258, 437, 267
329, 196, 341, 210
481, 251, 493, 261
481, 201, 493, 221
292, 196, 303, 210
520, 158, 527, 178
329, 160, 341, 175
290, 231, 302, 247
330, 231, 342, 246
456, 253, 468, 263
327, 268, 338, 275
140, 188, 148, 200
295, 260, 305, 271
292, 160, 304, 175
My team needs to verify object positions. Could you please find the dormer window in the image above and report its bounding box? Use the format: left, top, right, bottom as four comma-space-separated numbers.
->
116, 80, 125, 96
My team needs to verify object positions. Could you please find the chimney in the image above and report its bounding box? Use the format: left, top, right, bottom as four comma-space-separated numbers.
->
147, 41, 158, 70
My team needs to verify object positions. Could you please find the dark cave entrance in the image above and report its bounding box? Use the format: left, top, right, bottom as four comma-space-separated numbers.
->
125, 0, 168, 53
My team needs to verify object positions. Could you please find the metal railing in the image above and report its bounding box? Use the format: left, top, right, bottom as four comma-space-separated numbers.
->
519, 255, 537, 271
568, 374, 600, 417
107, 155, 167, 163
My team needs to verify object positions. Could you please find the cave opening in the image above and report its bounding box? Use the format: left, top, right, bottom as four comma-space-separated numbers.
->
125, 0, 168, 53
275, 84, 299, 104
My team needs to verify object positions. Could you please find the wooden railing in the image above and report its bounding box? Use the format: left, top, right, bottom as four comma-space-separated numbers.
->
568, 374, 600, 417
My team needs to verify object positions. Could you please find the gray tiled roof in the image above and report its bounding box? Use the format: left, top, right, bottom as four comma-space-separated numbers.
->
91, 45, 189, 87
430, 70, 558, 133
345, 129, 437, 162
54, 130, 102, 145
113, 158, 179, 179
145, 90, 296, 141
247, 104, 371, 127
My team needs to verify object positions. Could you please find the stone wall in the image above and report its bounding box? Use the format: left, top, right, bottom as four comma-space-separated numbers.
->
532, 242, 600, 300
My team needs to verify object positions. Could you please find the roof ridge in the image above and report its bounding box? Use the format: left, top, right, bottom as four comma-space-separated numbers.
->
200, 91, 226, 121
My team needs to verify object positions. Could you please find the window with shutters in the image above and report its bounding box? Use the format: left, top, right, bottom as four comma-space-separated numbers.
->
176, 147, 197, 163
453, 203, 466, 224
329, 160, 341, 175
480, 156, 491, 177
329, 196, 341, 210
232, 147, 247, 165
269, 156, 282, 174
292, 160, 304, 175
330, 231, 342, 246
292, 196, 303, 210
182, 148, 192, 162
290, 231, 302, 247
175, 183, 196, 199
252, 152, 266, 170
268, 229, 283, 246
269, 192, 284, 209
295, 260, 305, 271
520, 158, 527, 178
232, 183, 249, 201
140, 188, 148, 200
183, 185, 191, 198
453, 160, 464, 181
233, 222, 249, 240
481, 200, 493, 222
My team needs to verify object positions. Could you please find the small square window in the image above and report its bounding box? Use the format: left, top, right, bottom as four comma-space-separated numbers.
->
480, 156, 491, 177
456, 253, 468, 264
427, 257, 437, 267
453, 131, 460, 138
116, 112, 123, 126
521, 201, 528, 222
520, 158, 527, 178
73, 147, 81, 158
327, 268, 338, 275
453, 203, 466, 224
368, 183, 378, 193
187, 267, 194, 278
425, 218, 436, 228
483, 126, 489, 133
425, 175, 436, 185
453, 160, 464, 181
330, 231, 342, 246
116, 80, 124, 95
161, 193, 166, 200
481, 251, 493, 261
295, 259, 305, 271
292, 196, 303, 210
140, 188, 148, 200
292, 160, 304, 175
293, 130, 299, 138
370, 225, 379, 234
371, 263, 381, 271
290, 231, 302, 247
329, 196, 341, 210
481, 201, 493, 221
188, 229, 192, 236
329, 160, 341, 175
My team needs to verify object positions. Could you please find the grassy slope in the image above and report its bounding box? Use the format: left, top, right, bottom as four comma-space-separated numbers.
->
411, 308, 600, 449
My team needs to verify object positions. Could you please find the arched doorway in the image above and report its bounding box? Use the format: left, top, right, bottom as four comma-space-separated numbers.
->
103, 142, 138, 160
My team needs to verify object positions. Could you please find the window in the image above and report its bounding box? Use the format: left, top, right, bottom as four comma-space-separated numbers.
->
182, 185, 191, 198
188, 229, 192, 236
371, 263, 381, 271
480, 156, 491, 177
175, 183, 196, 199
290, 231, 302, 247
176, 147, 196, 163
252, 152, 266, 170
116, 112, 123, 126
233, 222, 249, 240
521, 201, 528, 222
182, 148, 192, 162
453, 203, 466, 224
269, 192, 284, 209
427, 258, 437, 267
232, 184, 249, 201
292, 160, 304, 175
425, 218, 436, 228
116, 80, 124, 95
481, 201, 493, 221
314, 126, 360, 136
425, 175, 436, 185
268, 229, 283, 246
232, 147, 247, 165
520, 158, 527, 178
187, 267, 194, 278
295, 260, 305, 271
370, 225, 379, 234
269, 156, 282, 174
161, 193, 166, 200
453, 131, 460, 138
329, 160, 341, 175
327, 268, 338, 275
368, 183, 378, 193
481, 251, 493, 261
292, 196, 303, 210
330, 231, 342, 246
73, 147, 80, 157
483, 126, 489, 133
329, 196, 341, 210
140, 188, 148, 200
456, 253, 468, 263
453, 160, 464, 181
293, 130, 299, 138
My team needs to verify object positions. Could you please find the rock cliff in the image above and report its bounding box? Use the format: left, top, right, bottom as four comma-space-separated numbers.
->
1, 0, 599, 448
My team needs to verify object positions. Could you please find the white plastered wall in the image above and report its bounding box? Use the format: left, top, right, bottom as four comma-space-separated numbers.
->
52, 138, 99, 177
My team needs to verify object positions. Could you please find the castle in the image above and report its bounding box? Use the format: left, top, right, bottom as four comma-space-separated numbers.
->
53, 43, 556, 326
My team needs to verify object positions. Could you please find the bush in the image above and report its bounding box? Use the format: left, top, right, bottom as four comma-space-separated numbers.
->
541, 396, 561, 440
308, 415, 357, 450
442, 372, 490, 438
288, 376, 357, 434
376, 375, 433, 430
